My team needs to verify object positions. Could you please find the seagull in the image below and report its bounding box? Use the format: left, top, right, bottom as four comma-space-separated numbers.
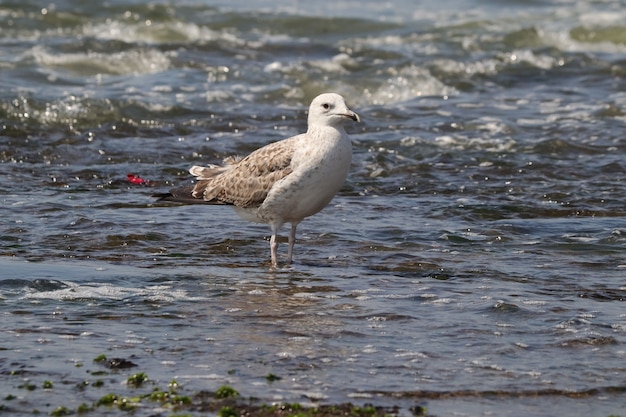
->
154, 93, 360, 267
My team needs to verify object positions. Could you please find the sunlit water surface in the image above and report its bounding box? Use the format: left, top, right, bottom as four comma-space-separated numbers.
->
1, 0, 626, 415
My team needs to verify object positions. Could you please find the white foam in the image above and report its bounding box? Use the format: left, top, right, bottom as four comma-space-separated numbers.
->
22, 281, 206, 302
82, 20, 241, 45
30, 45, 171, 76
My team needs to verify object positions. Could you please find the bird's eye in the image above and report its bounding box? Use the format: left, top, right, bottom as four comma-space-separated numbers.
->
322, 103, 330, 110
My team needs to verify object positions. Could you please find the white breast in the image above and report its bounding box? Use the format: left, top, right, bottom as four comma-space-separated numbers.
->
249, 125, 352, 225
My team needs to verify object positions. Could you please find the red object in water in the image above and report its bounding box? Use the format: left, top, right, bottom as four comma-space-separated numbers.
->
127, 173, 150, 185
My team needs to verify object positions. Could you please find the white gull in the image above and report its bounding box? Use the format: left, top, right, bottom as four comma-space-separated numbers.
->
155, 93, 360, 267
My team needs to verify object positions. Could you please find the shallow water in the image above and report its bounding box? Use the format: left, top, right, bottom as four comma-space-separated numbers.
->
1, 0, 626, 415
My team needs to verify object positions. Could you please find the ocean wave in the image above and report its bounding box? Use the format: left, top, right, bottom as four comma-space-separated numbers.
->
30, 45, 172, 76
20, 281, 206, 302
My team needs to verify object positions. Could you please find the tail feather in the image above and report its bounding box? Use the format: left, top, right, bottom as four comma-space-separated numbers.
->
152, 184, 230, 205
154, 157, 242, 206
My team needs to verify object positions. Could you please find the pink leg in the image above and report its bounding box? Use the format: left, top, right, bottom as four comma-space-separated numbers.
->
270, 233, 278, 267
287, 223, 298, 264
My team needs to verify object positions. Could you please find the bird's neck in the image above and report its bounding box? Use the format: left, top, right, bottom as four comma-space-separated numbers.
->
307, 123, 346, 136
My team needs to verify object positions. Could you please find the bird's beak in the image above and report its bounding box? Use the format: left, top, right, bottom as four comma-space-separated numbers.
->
342, 111, 360, 122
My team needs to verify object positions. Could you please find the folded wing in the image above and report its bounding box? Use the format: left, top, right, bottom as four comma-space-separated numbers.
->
189, 138, 296, 207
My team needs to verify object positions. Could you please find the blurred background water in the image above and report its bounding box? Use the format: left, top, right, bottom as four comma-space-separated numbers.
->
1, 0, 625, 416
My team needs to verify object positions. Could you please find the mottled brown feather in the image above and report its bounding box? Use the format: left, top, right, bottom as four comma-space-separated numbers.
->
191, 138, 296, 208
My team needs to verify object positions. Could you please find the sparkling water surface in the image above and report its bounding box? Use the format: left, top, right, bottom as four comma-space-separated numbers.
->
1, 0, 626, 416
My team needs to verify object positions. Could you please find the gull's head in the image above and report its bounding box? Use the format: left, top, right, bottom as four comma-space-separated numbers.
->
307, 93, 360, 128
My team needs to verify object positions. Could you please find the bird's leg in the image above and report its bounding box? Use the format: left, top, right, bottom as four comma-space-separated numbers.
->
287, 223, 298, 264
270, 234, 278, 267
